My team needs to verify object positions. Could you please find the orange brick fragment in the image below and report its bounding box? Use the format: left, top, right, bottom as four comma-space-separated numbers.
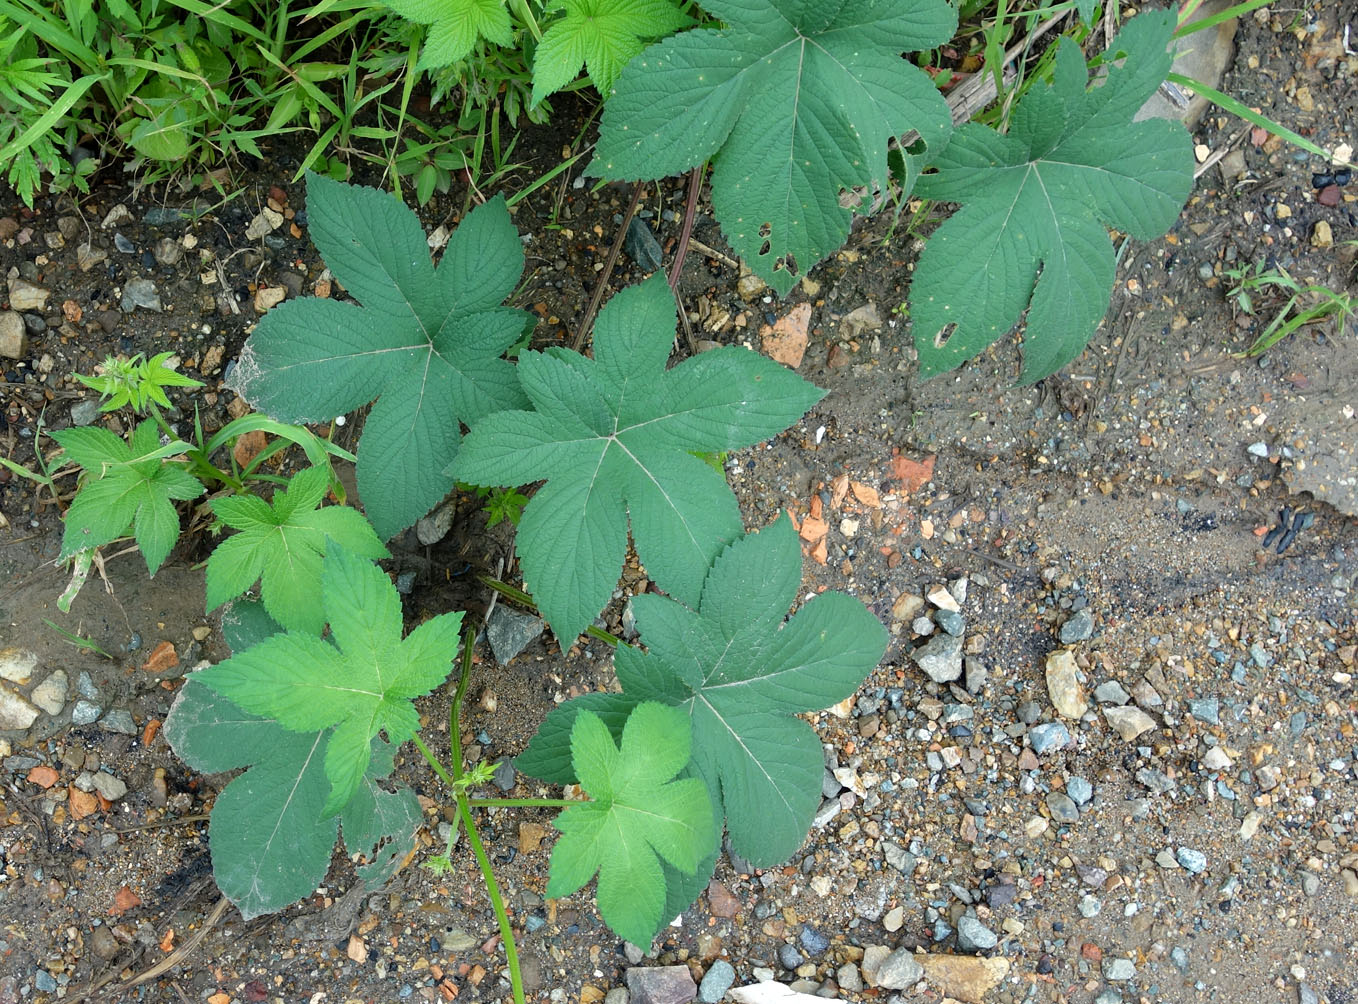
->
141, 640, 179, 674
142, 718, 162, 747
232, 429, 269, 469
891, 453, 936, 492
69, 787, 98, 819
850, 480, 881, 508
112, 885, 142, 914
798, 516, 828, 543
26, 765, 58, 789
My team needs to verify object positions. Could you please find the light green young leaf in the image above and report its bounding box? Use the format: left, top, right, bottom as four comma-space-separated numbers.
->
206, 466, 389, 635
591, 0, 957, 294
227, 173, 531, 540
518, 514, 887, 867
52, 418, 204, 574
547, 702, 716, 946
385, 0, 515, 69
450, 273, 824, 643
531, 0, 692, 105
910, 10, 1193, 383
194, 543, 463, 817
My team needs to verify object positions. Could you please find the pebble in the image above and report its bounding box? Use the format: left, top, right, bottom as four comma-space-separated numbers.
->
837, 962, 861, 991
120, 278, 162, 313
606, 991, 629, 1004
487, 606, 545, 665
1102, 958, 1135, 981
1046, 791, 1080, 822
69, 399, 102, 426
1247, 441, 1270, 458
627, 966, 696, 1004
1094, 991, 1122, 1004
92, 771, 128, 801
912, 632, 963, 682
1079, 894, 1102, 917
798, 926, 828, 956
1103, 706, 1157, 740
100, 708, 137, 734
697, 961, 734, 1003
1028, 721, 1072, 753
873, 948, 923, 989
1066, 776, 1093, 804
1176, 847, 1207, 873
0, 688, 40, 730
935, 609, 966, 636
89, 925, 119, 960
778, 943, 805, 970
956, 915, 997, 951
926, 583, 960, 612
1045, 649, 1087, 718
113, 232, 135, 253
1093, 681, 1130, 704
1059, 608, 1094, 642
30, 669, 68, 715
152, 238, 182, 265
912, 615, 935, 636
1187, 696, 1220, 724
0, 311, 27, 359
71, 700, 101, 725
7, 277, 50, 311
492, 760, 516, 791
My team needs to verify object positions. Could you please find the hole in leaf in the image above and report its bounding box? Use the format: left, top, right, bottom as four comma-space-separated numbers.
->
758, 222, 772, 238
775, 253, 799, 277
933, 322, 957, 349
759, 240, 771, 256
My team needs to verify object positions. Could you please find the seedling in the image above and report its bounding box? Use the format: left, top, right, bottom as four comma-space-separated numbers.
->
1224, 261, 1355, 357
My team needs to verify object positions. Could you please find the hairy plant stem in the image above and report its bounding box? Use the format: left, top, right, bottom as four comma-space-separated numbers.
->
411, 631, 528, 1004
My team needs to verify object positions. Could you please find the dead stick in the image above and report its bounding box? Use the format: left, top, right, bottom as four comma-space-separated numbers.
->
569, 181, 645, 352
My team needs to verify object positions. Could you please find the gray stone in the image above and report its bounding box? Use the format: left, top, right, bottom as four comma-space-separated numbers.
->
935, 609, 966, 636
100, 708, 137, 734
1298, 982, 1319, 1004
963, 656, 988, 692
1046, 791, 1080, 822
0, 311, 27, 359
492, 759, 516, 791
697, 960, 734, 1003
778, 943, 805, 970
1059, 608, 1094, 643
71, 700, 101, 725
1103, 705, 1156, 741
120, 278, 162, 313
1045, 649, 1087, 718
1093, 681, 1130, 704
1094, 991, 1123, 1004
76, 671, 99, 698
91, 771, 128, 801
7, 277, 50, 311
1066, 776, 1093, 804
0, 649, 38, 684
626, 965, 697, 1004
911, 616, 935, 636
606, 990, 630, 1004
1102, 958, 1135, 981
912, 632, 963, 682
882, 840, 915, 874
1136, 768, 1176, 795
1187, 697, 1220, 724
0, 686, 40, 730
487, 606, 545, 665
1079, 894, 1102, 917
1176, 847, 1207, 873
415, 502, 454, 545
798, 926, 829, 956
77, 242, 108, 272
873, 948, 923, 989
860, 944, 891, 982
1028, 721, 1072, 754
30, 669, 68, 715
837, 962, 862, 991
152, 238, 182, 265
956, 915, 997, 952
69, 399, 102, 426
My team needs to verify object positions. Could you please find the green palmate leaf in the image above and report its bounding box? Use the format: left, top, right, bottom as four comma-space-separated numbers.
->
206, 466, 389, 635
909, 10, 1193, 383
52, 418, 204, 574
164, 680, 420, 918
531, 0, 692, 105
227, 173, 531, 539
450, 273, 823, 643
519, 514, 887, 867
385, 0, 515, 69
591, 0, 956, 295
194, 543, 463, 817
547, 702, 716, 946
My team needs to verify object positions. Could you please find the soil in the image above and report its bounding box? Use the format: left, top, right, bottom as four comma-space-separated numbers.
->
0, 5, 1356, 1004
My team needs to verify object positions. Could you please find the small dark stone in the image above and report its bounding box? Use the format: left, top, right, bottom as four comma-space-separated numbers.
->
626, 965, 697, 1004
22, 314, 45, 335
799, 925, 830, 956
1036, 954, 1055, 975
778, 943, 806, 970
986, 881, 1017, 908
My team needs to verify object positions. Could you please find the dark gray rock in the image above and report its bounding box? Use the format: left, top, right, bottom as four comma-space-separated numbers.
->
1059, 608, 1094, 643
626, 965, 697, 1004
487, 606, 545, 665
